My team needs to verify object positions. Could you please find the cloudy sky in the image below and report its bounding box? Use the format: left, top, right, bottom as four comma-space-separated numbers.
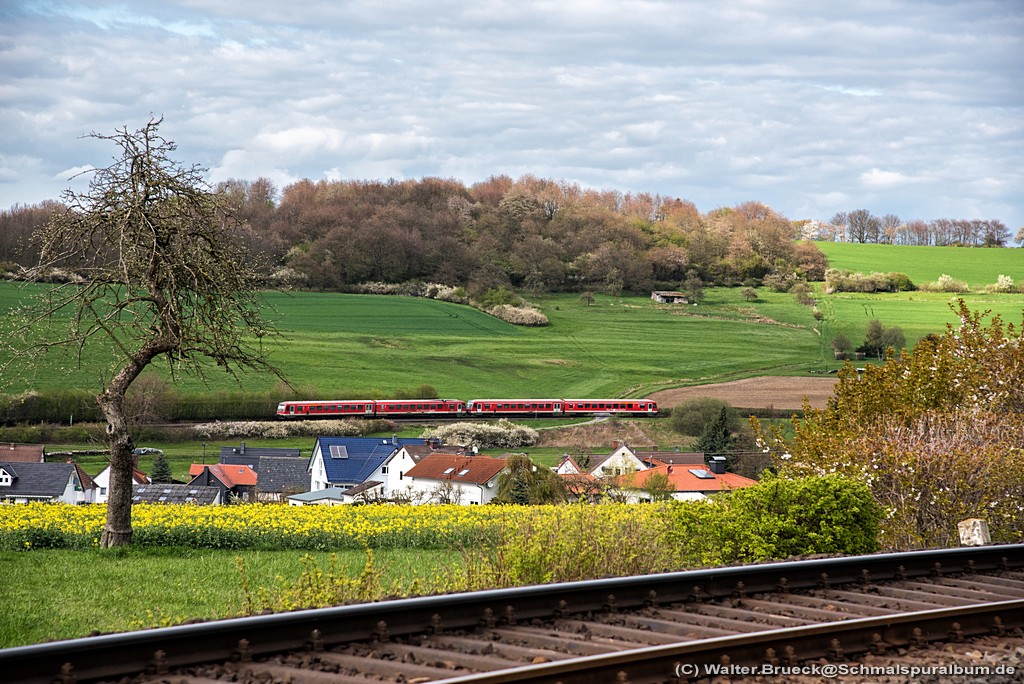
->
2, 1, 1022, 228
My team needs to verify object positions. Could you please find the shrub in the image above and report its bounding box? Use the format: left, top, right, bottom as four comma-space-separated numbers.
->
739, 286, 758, 302
985, 274, 1014, 294
671, 397, 739, 436
421, 419, 538, 449
824, 269, 915, 294
919, 274, 969, 293
487, 304, 549, 326
668, 474, 881, 564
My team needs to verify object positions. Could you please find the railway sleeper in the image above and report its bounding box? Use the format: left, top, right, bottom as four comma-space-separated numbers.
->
866, 584, 982, 606
790, 591, 899, 617
737, 596, 871, 623
644, 606, 773, 633
941, 574, 1024, 592
484, 625, 633, 654
901, 578, 1024, 601
372, 641, 522, 672
414, 633, 575, 663
821, 588, 950, 613
690, 601, 808, 627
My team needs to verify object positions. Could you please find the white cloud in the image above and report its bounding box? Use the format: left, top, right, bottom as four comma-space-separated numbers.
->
0, 0, 1020, 227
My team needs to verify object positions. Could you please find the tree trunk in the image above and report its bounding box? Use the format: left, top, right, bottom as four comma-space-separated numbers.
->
99, 393, 135, 548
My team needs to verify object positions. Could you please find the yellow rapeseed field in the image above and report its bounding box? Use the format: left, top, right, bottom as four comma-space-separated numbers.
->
0, 502, 672, 551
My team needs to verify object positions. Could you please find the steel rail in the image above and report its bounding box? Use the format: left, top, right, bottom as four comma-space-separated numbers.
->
438, 599, 1024, 683
2, 544, 1022, 683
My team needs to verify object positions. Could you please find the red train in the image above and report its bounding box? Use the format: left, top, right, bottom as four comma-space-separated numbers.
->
275, 398, 658, 418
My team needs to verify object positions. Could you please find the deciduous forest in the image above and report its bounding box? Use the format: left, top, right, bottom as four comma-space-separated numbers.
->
1, 175, 1013, 299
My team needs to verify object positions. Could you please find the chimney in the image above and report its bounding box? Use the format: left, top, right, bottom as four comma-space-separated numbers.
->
709, 457, 726, 474
612, 440, 620, 450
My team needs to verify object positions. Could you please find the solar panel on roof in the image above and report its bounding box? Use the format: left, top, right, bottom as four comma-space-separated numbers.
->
688, 469, 715, 479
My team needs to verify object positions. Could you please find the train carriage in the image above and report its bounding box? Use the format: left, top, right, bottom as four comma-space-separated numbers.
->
562, 399, 658, 416
466, 399, 564, 415
276, 400, 375, 418
375, 400, 465, 416
277, 397, 658, 418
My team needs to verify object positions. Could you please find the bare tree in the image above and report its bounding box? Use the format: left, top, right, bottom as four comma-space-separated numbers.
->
2, 118, 284, 546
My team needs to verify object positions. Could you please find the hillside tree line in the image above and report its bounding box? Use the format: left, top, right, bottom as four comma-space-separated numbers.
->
5, 176, 827, 296
5, 177, 1017, 296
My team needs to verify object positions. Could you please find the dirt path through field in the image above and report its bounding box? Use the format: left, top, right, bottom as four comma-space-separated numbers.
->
650, 376, 839, 410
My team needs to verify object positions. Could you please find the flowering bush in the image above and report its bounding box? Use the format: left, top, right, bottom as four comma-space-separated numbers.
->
487, 304, 549, 326
421, 419, 539, 448
758, 301, 1024, 549
192, 419, 384, 439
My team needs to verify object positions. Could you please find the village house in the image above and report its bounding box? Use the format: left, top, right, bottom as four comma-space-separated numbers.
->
188, 463, 258, 503
218, 445, 308, 502
555, 442, 649, 478
624, 460, 757, 502
403, 453, 508, 505
307, 436, 428, 493
93, 464, 150, 504
70, 463, 98, 504
0, 462, 83, 504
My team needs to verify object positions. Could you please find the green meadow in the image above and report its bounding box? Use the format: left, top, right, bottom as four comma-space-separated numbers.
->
816, 241, 1024, 287
0, 242, 1022, 401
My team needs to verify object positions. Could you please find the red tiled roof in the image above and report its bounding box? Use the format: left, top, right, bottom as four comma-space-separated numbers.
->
71, 462, 96, 490
628, 464, 757, 493
1, 444, 44, 463
189, 463, 258, 487
404, 454, 507, 485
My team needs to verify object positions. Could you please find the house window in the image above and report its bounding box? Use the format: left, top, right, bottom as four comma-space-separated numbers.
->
381, 466, 389, 474
100, 487, 107, 495
0, 472, 10, 487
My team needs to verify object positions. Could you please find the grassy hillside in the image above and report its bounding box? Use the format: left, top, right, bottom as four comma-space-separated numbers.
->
817, 242, 1024, 287
2, 277, 1023, 402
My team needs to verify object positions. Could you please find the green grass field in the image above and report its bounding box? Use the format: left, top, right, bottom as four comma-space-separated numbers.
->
0, 285, 826, 398
1, 242, 1022, 401
0, 547, 455, 647
816, 242, 1024, 287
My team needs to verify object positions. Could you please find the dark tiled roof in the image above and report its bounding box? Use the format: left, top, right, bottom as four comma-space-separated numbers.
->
316, 437, 427, 485
642, 451, 705, 466
132, 483, 220, 505
0, 462, 74, 497
220, 445, 302, 460
219, 454, 309, 493
256, 456, 309, 493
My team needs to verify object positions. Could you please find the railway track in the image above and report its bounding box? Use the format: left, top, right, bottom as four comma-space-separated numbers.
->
4, 544, 1024, 683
